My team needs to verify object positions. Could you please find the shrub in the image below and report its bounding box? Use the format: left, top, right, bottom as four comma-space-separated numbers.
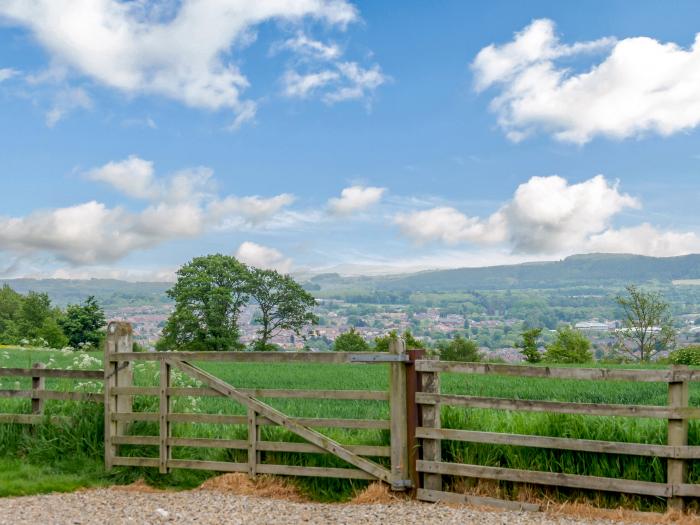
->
438, 335, 480, 362
668, 346, 700, 366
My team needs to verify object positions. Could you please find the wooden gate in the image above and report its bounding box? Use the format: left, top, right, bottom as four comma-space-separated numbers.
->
103, 321, 410, 489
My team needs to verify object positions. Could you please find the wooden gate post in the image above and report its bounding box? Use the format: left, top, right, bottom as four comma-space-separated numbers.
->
104, 321, 134, 470
668, 365, 689, 511
247, 407, 260, 477
389, 337, 409, 490
31, 362, 46, 416
420, 357, 442, 492
406, 348, 425, 495
159, 360, 171, 474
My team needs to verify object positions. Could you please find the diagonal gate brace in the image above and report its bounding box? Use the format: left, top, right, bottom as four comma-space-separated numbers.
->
168, 359, 392, 484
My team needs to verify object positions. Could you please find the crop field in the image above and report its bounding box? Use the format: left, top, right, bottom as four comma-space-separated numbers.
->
2, 346, 700, 508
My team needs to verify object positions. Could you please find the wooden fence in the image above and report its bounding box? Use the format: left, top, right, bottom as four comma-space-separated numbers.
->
2, 320, 700, 512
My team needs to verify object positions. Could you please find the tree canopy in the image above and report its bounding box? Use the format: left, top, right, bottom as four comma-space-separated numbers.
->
438, 335, 480, 362
615, 285, 675, 361
333, 328, 370, 352
247, 268, 317, 351
543, 326, 592, 364
59, 296, 106, 349
518, 327, 543, 363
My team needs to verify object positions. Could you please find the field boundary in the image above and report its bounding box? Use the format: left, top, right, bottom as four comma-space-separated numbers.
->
3, 320, 700, 511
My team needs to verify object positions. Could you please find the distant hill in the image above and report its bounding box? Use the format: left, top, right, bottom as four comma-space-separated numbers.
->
372, 253, 700, 292
0, 278, 171, 308
2, 254, 700, 305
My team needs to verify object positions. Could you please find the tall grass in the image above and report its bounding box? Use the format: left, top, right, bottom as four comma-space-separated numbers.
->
0, 347, 698, 507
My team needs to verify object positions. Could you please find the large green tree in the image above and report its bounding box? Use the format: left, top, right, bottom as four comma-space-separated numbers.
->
158, 254, 249, 351
615, 285, 675, 361
0, 285, 23, 343
544, 327, 592, 364
247, 267, 317, 351
59, 296, 105, 349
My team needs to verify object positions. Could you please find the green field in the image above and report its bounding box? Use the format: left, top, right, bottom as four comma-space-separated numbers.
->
1, 347, 698, 508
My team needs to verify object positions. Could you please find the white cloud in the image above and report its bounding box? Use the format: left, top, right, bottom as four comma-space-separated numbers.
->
395, 174, 700, 257
328, 185, 385, 215
472, 18, 700, 143
0, 0, 358, 126
283, 61, 388, 104
283, 69, 340, 98
0, 68, 18, 82
277, 32, 341, 61
45, 87, 93, 127
209, 194, 296, 226
0, 156, 298, 265
235, 241, 293, 273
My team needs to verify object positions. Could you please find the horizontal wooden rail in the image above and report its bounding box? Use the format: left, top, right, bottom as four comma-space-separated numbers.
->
110, 412, 390, 430
416, 427, 700, 459
417, 460, 671, 497
0, 368, 103, 379
414, 361, 698, 382
256, 464, 376, 480
0, 414, 72, 424
111, 386, 388, 401
0, 389, 102, 402
108, 351, 406, 364
416, 392, 682, 419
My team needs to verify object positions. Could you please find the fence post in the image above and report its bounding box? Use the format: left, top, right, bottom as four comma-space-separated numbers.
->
668, 365, 689, 511
104, 321, 134, 470
159, 359, 171, 474
31, 362, 46, 416
420, 357, 442, 492
248, 407, 260, 477
389, 337, 409, 490
406, 348, 424, 495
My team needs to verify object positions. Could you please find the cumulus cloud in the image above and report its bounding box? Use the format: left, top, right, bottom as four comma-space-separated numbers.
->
472, 18, 700, 143
328, 185, 385, 215
395, 174, 700, 257
235, 241, 293, 273
0, 0, 359, 126
0, 156, 297, 265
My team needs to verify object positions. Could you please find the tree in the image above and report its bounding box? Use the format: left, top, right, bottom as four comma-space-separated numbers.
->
20, 291, 52, 338
0, 285, 23, 343
158, 254, 249, 351
544, 327, 592, 364
333, 328, 369, 352
615, 285, 675, 361
518, 327, 543, 363
439, 335, 480, 362
247, 268, 317, 351
374, 330, 424, 352
59, 296, 105, 349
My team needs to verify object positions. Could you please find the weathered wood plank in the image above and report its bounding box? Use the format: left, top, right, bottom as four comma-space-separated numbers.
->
668, 368, 690, 511
248, 407, 259, 477
166, 387, 389, 401
111, 412, 159, 422
169, 437, 247, 449
256, 441, 391, 457
159, 360, 171, 474
417, 392, 673, 419
417, 461, 671, 497
0, 389, 102, 402
112, 435, 159, 446
31, 363, 45, 415
416, 427, 679, 458
111, 456, 160, 468
167, 413, 247, 425
420, 366, 442, 492
166, 459, 248, 472
414, 361, 678, 382
257, 416, 390, 430
256, 464, 376, 480
110, 351, 405, 364
417, 488, 540, 512
169, 358, 390, 484
0, 368, 103, 379
0, 413, 70, 424
389, 338, 409, 490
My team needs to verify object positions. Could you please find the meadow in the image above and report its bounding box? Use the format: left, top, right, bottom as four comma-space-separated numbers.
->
1, 346, 699, 509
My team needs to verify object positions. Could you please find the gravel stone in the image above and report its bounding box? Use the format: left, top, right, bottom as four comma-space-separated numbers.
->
0, 488, 641, 525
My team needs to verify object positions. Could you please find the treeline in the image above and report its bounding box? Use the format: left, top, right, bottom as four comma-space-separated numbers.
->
0, 285, 105, 349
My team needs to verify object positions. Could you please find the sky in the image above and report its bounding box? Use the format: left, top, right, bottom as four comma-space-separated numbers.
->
1, 0, 700, 280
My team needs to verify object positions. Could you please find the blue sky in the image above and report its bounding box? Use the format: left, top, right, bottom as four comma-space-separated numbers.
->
1, 1, 700, 280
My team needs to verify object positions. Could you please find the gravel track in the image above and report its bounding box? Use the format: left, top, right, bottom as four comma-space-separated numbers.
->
0, 488, 640, 525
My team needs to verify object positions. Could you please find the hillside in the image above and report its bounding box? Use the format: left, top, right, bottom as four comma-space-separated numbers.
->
370, 253, 700, 292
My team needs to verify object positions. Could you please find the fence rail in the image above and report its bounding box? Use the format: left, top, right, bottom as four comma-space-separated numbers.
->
2, 321, 700, 512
